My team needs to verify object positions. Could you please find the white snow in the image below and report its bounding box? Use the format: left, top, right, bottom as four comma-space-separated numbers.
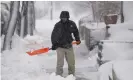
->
101, 22, 133, 60
107, 14, 117, 16
83, 22, 106, 29
2, 2, 133, 80
1, 34, 98, 80
1, 18, 98, 80
101, 6, 133, 60
83, 22, 106, 45
24, 35, 45, 45
123, 1, 133, 22
2, 35, 76, 80
99, 2, 133, 80
99, 60, 133, 80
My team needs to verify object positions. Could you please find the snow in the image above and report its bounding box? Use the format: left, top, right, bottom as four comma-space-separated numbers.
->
106, 16, 133, 60
101, 22, 133, 60
49, 73, 76, 80
2, 36, 77, 80
24, 35, 45, 45
107, 14, 117, 16
83, 22, 106, 45
123, 1, 133, 22
2, 2, 133, 80
1, 34, 99, 80
98, 2, 133, 80
101, 7, 133, 60
99, 60, 133, 80
83, 22, 106, 29
1, 18, 99, 80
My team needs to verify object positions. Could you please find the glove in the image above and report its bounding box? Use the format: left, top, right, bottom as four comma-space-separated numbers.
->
76, 40, 81, 45
51, 44, 58, 50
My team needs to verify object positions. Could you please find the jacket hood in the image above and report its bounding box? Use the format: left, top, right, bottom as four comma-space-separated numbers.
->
60, 11, 70, 18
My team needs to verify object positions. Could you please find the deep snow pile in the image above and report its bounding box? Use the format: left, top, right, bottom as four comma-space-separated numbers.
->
99, 2, 133, 80
1, 19, 77, 80
84, 22, 106, 29
123, 2, 133, 22
24, 35, 46, 50
102, 23, 133, 60
85, 22, 106, 41
99, 60, 133, 80
1, 33, 97, 80
1, 34, 76, 80
1, 18, 97, 80
99, 23, 133, 80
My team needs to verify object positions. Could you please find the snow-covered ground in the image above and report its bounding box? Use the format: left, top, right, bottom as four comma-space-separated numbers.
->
99, 60, 133, 80
98, 2, 133, 80
1, 19, 99, 80
1, 2, 133, 80
98, 22, 133, 80
2, 18, 133, 80
2, 17, 133, 80
101, 22, 133, 60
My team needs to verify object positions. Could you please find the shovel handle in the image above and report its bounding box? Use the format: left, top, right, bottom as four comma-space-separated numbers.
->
27, 41, 79, 56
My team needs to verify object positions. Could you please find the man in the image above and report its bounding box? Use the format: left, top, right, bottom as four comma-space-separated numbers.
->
51, 11, 81, 76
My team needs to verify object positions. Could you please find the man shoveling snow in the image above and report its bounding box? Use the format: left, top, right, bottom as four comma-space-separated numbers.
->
51, 11, 81, 76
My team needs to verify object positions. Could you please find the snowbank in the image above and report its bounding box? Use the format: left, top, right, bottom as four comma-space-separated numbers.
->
123, 2, 133, 22
99, 60, 133, 80
2, 32, 91, 80
102, 22, 133, 60
82, 22, 106, 46
11, 34, 47, 53
98, 2, 133, 80
88, 46, 99, 67
49, 73, 75, 80
109, 22, 133, 38
85, 22, 106, 41
1, 35, 76, 80
84, 22, 106, 29
24, 35, 45, 45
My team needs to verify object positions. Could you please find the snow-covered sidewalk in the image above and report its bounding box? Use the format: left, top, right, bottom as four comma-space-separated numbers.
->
1, 37, 99, 80
1, 19, 99, 80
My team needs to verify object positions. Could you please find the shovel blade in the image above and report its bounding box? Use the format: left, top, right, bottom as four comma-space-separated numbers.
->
26, 47, 49, 56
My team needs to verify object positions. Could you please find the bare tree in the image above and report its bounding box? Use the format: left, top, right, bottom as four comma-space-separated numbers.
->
121, 1, 124, 23
50, 1, 53, 20
20, 1, 28, 37
16, 1, 35, 37
32, 2, 36, 30
1, 3, 10, 36
90, 1, 97, 22
2, 1, 36, 50
27, 1, 35, 35
3, 1, 20, 50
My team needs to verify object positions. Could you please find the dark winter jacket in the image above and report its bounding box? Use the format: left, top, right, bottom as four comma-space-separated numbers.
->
51, 20, 80, 48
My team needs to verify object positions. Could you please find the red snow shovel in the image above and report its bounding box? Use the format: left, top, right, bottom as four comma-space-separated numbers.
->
26, 41, 79, 56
